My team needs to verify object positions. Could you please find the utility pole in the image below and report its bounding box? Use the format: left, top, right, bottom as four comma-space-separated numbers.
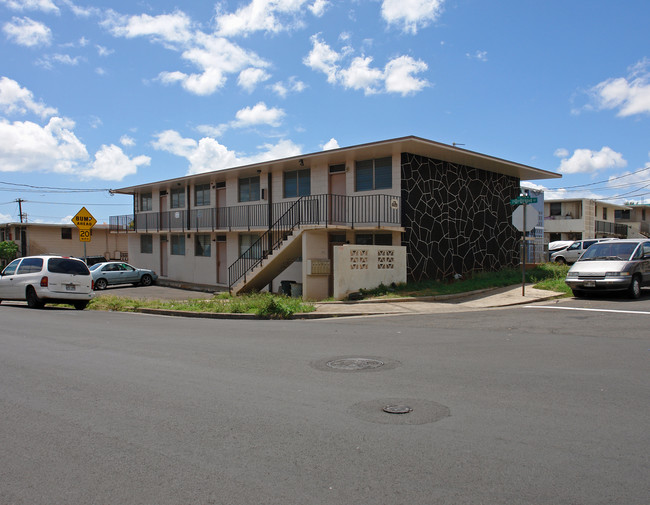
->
16, 198, 25, 223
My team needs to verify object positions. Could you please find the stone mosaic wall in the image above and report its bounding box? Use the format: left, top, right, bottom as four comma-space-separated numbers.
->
401, 153, 519, 281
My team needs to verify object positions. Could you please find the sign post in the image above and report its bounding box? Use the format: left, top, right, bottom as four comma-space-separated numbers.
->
72, 207, 97, 263
510, 196, 538, 296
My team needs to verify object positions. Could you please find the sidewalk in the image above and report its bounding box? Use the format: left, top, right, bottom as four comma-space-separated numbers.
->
309, 284, 564, 317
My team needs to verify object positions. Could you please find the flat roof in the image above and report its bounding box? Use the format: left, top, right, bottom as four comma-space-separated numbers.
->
113, 135, 561, 194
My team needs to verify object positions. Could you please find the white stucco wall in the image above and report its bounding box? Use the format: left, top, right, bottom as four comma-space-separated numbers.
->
332, 244, 406, 300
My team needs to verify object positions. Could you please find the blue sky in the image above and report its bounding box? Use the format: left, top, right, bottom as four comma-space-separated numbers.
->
0, 0, 649, 224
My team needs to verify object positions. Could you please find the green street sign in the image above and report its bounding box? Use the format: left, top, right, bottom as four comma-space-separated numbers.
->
510, 196, 538, 205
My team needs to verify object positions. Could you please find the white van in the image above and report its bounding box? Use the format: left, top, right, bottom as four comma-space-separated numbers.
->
0, 255, 95, 309
551, 238, 617, 264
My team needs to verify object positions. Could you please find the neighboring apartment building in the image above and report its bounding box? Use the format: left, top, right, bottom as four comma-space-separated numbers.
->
544, 198, 630, 243
0, 222, 128, 265
614, 204, 650, 238
110, 136, 560, 299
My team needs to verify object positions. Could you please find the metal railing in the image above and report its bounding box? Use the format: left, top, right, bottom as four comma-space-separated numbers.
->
110, 194, 402, 233
595, 220, 628, 238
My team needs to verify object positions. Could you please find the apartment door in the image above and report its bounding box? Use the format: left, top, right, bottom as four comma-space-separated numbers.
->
329, 168, 346, 224
160, 235, 168, 277
216, 235, 227, 284
159, 193, 168, 231
216, 187, 226, 229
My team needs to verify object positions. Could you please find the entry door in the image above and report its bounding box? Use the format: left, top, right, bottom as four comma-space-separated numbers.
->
216, 237, 227, 284
159, 194, 168, 231
160, 235, 168, 277
216, 187, 226, 228
329, 172, 346, 224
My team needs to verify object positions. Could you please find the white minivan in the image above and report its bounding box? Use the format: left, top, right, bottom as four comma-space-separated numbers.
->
0, 255, 95, 309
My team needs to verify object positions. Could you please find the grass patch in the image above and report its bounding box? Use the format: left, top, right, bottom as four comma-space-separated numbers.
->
88, 292, 314, 319
356, 263, 571, 299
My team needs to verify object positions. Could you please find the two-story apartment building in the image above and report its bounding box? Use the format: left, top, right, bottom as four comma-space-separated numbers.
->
110, 136, 559, 299
544, 198, 630, 243
614, 204, 650, 238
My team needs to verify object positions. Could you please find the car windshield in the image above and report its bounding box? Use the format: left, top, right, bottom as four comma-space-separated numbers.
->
580, 242, 637, 261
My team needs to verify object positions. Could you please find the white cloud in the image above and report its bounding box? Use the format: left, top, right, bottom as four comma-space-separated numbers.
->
304, 35, 429, 95
0, 117, 88, 174
556, 147, 627, 175
96, 45, 113, 56
215, 0, 310, 37
37, 53, 84, 69
381, 0, 445, 34
271, 76, 306, 98
0, 0, 59, 14
104, 11, 193, 44
3, 16, 52, 47
0, 76, 58, 118
152, 129, 301, 175
233, 102, 285, 127
196, 123, 228, 138
237, 67, 271, 92
554, 148, 569, 158
309, 0, 329, 17
82, 144, 150, 181
120, 135, 135, 147
0, 211, 12, 221
322, 138, 339, 150
589, 59, 650, 117
383, 55, 429, 95
466, 50, 487, 62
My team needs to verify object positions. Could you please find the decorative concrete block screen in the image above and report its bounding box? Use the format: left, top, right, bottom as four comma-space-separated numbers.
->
401, 153, 519, 282
333, 245, 406, 300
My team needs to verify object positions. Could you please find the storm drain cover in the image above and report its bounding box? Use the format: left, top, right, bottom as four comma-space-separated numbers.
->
327, 358, 384, 371
311, 356, 400, 373
383, 405, 413, 414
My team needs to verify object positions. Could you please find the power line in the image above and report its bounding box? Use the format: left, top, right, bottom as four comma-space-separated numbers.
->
0, 181, 112, 193
545, 164, 650, 190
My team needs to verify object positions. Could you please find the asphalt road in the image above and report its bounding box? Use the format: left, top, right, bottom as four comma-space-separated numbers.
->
0, 302, 648, 504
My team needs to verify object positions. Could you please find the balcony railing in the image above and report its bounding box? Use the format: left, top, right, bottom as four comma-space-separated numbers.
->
595, 220, 628, 237
109, 194, 402, 233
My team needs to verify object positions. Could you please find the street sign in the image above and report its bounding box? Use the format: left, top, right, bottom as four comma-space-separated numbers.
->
79, 229, 91, 242
510, 196, 538, 205
72, 207, 97, 230
512, 205, 539, 232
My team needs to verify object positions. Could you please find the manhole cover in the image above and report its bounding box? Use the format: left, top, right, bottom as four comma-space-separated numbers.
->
311, 356, 400, 373
326, 358, 384, 371
383, 405, 413, 414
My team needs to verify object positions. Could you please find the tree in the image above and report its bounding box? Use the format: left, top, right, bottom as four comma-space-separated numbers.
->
0, 240, 19, 264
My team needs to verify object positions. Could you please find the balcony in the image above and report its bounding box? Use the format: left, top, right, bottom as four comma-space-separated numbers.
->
109, 194, 402, 233
595, 220, 628, 238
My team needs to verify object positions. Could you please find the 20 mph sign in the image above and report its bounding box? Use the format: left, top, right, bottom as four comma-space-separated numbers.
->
72, 207, 96, 243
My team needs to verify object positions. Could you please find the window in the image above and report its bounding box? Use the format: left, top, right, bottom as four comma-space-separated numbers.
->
549, 203, 562, 216
17, 257, 43, 274
643, 209, 647, 221
284, 169, 311, 198
329, 164, 345, 173
171, 234, 185, 255
61, 228, 72, 240
355, 233, 393, 245
171, 187, 185, 208
140, 192, 152, 211
240, 233, 261, 259
195, 184, 210, 206
603, 207, 607, 220
239, 176, 260, 202
615, 209, 630, 219
355, 157, 392, 191
140, 234, 153, 254
2, 258, 20, 275
48, 258, 89, 275
195, 234, 211, 257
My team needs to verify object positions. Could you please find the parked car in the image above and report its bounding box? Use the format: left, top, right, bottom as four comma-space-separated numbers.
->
547, 240, 573, 262
551, 238, 616, 264
90, 261, 158, 290
565, 239, 650, 298
0, 255, 94, 309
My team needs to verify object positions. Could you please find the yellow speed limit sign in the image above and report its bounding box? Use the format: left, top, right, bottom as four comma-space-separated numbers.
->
79, 229, 91, 242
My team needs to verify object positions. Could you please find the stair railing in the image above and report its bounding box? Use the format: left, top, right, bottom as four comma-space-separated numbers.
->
228, 197, 305, 290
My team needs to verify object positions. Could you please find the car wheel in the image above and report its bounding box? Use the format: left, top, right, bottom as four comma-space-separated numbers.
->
26, 287, 44, 309
554, 257, 566, 265
628, 276, 641, 299
140, 274, 153, 286
95, 278, 108, 290
73, 301, 88, 310
571, 288, 585, 298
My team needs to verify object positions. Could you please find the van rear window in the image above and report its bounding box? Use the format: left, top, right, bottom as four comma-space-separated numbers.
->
48, 258, 90, 275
